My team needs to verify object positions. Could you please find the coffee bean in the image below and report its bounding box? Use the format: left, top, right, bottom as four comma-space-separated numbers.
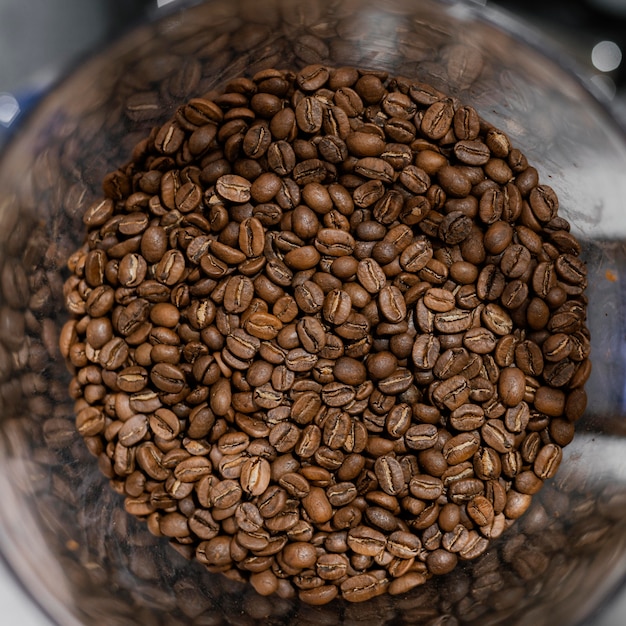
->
321, 382, 356, 407
529, 185, 558, 222
533, 443, 563, 480
481, 419, 515, 454
412, 334, 440, 370
404, 424, 438, 451
356, 258, 386, 293
454, 139, 490, 165
378, 285, 406, 323
398, 237, 432, 273
346, 525, 387, 557
238, 456, 270, 499
426, 548, 458, 575
374, 455, 405, 496
420, 99, 454, 140
57, 58, 590, 609
434, 309, 472, 334
302, 486, 333, 524
461, 327, 494, 354
149, 362, 185, 394
329, 356, 364, 386
555, 253, 587, 286
423, 288, 455, 313
443, 432, 481, 465
410, 474, 444, 500
498, 367, 526, 407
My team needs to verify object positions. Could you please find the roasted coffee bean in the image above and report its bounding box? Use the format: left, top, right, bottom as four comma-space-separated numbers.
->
155, 249, 186, 285
333, 356, 367, 386
421, 99, 454, 140
424, 288, 456, 313
443, 432, 481, 465
357, 258, 386, 293
481, 419, 515, 454
405, 424, 439, 451
463, 327, 496, 355
347, 525, 387, 557
61, 62, 589, 607
216, 174, 252, 203
425, 548, 457, 576
400, 237, 433, 272
498, 367, 526, 407
515, 339, 544, 376
454, 139, 490, 165
412, 334, 440, 370
240, 457, 272, 496
374, 455, 405, 496
302, 487, 333, 524
410, 474, 444, 500
378, 285, 407, 323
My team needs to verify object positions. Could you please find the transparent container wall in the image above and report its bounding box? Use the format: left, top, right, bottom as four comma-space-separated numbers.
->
0, 0, 626, 624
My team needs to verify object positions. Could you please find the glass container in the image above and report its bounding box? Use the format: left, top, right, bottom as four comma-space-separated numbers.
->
1, 1, 626, 624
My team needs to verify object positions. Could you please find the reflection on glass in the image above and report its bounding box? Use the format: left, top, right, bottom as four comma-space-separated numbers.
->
0, 93, 19, 127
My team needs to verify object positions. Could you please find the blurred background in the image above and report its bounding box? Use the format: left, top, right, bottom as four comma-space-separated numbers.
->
493, 0, 626, 124
0, 0, 625, 624
2, 0, 626, 142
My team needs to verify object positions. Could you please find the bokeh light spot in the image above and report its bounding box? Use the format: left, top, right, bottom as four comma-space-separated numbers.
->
591, 40, 622, 72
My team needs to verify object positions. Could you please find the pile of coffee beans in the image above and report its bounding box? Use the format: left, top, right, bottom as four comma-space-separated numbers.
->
60, 64, 589, 605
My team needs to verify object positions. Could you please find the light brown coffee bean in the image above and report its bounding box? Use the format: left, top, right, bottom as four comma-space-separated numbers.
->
423, 287, 455, 313
149, 408, 181, 441
533, 443, 563, 479
498, 366, 526, 407
473, 447, 502, 481
216, 174, 252, 203
454, 139, 490, 165
463, 327, 496, 354
333, 357, 367, 386
411, 334, 440, 370
405, 424, 438, 451
434, 309, 472, 334
409, 474, 444, 500
432, 375, 470, 411
374, 455, 405, 496
347, 526, 387, 557
223, 275, 255, 313
481, 419, 515, 454
400, 237, 433, 272
357, 258, 386, 293
426, 549, 458, 576
378, 285, 406, 323
421, 99, 454, 140
302, 486, 333, 524
210, 377, 232, 417
443, 432, 481, 465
